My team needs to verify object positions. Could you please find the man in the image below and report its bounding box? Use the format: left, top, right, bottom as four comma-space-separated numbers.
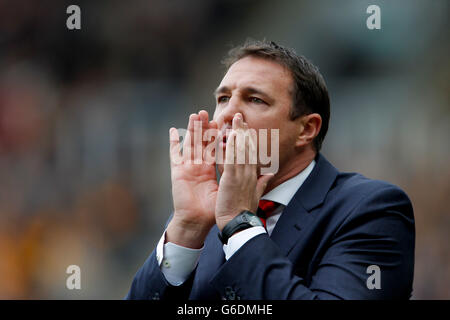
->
126, 40, 415, 300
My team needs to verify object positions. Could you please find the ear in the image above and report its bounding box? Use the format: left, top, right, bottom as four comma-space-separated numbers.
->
295, 113, 322, 148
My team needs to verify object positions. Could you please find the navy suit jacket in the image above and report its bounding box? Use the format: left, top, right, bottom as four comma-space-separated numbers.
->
126, 153, 415, 300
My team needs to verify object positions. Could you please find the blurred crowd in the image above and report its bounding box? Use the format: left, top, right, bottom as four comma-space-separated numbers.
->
0, 0, 448, 299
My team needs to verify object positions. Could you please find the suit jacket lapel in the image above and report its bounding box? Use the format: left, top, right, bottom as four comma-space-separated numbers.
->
270, 153, 339, 257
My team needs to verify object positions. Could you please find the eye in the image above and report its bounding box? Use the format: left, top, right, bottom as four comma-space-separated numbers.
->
249, 97, 266, 104
218, 96, 230, 103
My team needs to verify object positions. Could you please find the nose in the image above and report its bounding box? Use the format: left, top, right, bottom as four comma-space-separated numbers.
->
217, 96, 243, 128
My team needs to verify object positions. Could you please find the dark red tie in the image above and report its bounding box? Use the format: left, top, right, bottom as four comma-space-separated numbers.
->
257, 200, 280, 229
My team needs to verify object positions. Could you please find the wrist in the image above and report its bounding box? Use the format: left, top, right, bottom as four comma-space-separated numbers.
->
216, 216, 233, 232
166, 218, 212, 249
218, 211, 264, 244
216, 207, 253, 231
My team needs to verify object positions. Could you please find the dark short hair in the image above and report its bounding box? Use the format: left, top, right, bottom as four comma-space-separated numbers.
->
222, 39, 330, 151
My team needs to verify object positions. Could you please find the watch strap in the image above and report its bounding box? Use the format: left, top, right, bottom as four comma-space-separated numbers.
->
218, 210, 263, 244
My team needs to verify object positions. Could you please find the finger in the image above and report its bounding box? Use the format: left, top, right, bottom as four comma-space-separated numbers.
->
232, 114, 245, 165
203, 120, 218, 163
203, 128, 218, 165
199, 110, 211, 150
243, 127, 257, 178
232, 113, 243, 130
193, 117, 203, 164
225, 131, 236, 168
208, 120, 219, 144
242, 122, 249, 164
248, 128, 258, 165
255, 173, 275, 199
198, 110, 209, 130
235, 115, 246, 164
169, 127, 182, 166
183, 114, 198, 161
182, 113, 195, 150
209, 120, 218, 130
235, 128, 246, 165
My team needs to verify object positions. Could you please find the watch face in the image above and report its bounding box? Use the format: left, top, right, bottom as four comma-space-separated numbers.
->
247, 214, 262, 226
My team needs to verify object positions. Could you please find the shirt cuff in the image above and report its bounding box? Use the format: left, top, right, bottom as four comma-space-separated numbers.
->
156, 231, 203, 286
223, 226, 267, 260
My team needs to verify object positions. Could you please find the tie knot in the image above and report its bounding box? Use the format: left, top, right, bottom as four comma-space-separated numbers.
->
257, 200, 280, 218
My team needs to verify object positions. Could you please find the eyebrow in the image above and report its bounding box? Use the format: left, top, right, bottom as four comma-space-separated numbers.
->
213, 86, 230, 97
213, 86, 274, 103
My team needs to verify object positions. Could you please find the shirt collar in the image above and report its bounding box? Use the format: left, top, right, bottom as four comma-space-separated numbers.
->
261, 160, 316, 206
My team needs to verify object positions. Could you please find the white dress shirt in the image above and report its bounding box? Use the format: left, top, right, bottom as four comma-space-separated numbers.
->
157, 160, 316, 286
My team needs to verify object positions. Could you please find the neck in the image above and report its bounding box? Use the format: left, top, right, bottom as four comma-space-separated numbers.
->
263, 149, 316, 195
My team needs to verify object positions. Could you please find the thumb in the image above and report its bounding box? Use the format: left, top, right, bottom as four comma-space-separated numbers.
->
255, 173, 275, 199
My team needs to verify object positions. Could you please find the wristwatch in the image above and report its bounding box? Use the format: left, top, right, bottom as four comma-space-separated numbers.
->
218, 210, 264, 244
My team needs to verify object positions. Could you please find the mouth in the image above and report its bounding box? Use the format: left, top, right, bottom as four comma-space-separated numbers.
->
219, 126, 231, 147
219, 134, 227, 149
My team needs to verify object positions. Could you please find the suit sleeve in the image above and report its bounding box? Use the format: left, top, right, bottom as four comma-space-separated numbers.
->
209, 185, 415, 299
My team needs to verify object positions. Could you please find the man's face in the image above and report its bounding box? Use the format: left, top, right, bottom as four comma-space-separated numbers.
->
213, 55, 301, 173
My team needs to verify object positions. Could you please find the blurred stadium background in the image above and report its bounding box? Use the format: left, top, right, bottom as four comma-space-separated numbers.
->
0, 0, 448, 299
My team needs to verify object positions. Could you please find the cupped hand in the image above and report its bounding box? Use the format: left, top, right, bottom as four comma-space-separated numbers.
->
167, 110, 219, 248
215, 113, 274, 231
